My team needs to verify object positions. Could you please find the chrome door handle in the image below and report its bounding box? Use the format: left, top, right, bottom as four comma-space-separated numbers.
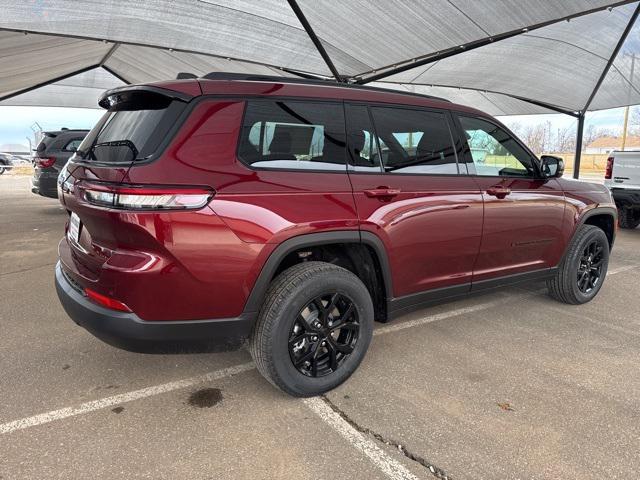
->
364, 188, 401, 199
486, 186, 511, 199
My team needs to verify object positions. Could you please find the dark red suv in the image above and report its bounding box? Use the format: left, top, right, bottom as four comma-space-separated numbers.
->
55, 73, 616, 396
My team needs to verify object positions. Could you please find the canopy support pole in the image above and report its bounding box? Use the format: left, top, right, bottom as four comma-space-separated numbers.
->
286, 0, 343, 82
574, 2, 640, 178
574, 113, 586, 179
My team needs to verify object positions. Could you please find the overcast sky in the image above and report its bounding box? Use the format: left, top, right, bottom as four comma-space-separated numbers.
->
0, 106, 103, 151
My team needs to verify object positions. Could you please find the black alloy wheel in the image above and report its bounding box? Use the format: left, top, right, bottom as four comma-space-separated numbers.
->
576, 240, 604, 294
288, 292, 359, 377
547, 224, 610, 305
250, 261, 374, 397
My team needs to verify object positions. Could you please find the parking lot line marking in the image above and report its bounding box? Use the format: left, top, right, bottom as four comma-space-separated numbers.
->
1, 293, 528, 436
304, 397, 419, 480
608, 264, 639, 275
1, 288, 552, 436
374, 289, 539, 337
374, 299, 504, 336
0, 362, 254, 435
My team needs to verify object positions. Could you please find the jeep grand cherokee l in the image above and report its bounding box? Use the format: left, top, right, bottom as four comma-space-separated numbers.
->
55, 73, 616, 397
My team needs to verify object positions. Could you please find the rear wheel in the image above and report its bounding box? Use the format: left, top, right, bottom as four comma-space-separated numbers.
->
0, 162, 6, 175
547, 224, 609, 304
618, 206, 640, 229
249, 261, 374, 397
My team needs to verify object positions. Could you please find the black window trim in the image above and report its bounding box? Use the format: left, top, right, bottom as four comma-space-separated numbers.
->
452, 112, 543, 179
344, 101, 465, 178
235, 98, 350, 175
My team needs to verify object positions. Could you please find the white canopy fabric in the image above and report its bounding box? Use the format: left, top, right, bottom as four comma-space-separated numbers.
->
0, 68, 123, 109
0, 0, 639, 116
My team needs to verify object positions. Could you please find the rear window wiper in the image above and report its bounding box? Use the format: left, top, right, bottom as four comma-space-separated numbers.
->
86, 139, 139, 162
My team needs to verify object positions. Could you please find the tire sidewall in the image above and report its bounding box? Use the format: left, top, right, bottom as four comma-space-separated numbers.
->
566, 227, 609, 302
268, 270, 373, 396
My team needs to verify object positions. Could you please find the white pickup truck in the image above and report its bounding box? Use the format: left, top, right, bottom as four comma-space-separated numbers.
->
604, 151, 640, 229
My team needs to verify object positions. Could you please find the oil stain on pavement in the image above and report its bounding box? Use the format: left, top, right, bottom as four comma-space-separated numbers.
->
188, 388, 223, 408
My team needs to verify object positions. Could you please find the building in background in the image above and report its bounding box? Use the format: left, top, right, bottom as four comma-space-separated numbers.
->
586, 136, 640, 153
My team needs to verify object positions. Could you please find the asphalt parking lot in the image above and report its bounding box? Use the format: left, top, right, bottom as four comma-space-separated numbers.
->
1, 174, 639, 480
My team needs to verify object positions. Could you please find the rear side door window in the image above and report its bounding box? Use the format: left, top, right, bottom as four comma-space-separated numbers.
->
369, 106, 459, 175
345, 104, 382, 172
458, 115, 536, 177
238, 100, 347, 171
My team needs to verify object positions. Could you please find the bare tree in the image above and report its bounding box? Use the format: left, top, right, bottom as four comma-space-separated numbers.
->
523, 124, 547, 154
629, 106, 640, 136
556, 125, 576, 152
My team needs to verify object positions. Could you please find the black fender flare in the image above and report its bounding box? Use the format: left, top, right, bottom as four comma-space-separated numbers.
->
559, 206, 617, 265
241, 230, 393, 316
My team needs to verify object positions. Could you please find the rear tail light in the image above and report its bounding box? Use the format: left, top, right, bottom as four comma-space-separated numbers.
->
37, 157, 56, 168
605, 156, 614, 179
84, 287, 131, 312
81, 183, 214, 210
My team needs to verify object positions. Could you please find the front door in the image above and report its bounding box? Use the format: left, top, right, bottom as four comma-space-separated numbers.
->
454, 114, 566, 284
345, 103, 484, 303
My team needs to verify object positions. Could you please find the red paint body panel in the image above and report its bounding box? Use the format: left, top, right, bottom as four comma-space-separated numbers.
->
556, 177, 617, 254
349, 173, 483, 297
57, 78, 616, 326
470, 176, 566, 281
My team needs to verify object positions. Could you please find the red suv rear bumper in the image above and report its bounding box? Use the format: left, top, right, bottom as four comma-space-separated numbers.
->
55, 262, 253, 353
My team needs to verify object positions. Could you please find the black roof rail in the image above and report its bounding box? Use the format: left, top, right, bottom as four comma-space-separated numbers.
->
200, 72, 451, 103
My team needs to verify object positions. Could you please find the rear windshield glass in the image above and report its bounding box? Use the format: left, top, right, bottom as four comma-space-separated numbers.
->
77, 91, 186, 164
35, 134, 57, 154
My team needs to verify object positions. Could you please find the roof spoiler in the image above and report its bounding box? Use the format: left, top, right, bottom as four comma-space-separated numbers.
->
98, 85, 194, 109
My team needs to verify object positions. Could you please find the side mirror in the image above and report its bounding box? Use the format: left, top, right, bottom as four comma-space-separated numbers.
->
540, 155, 564, 178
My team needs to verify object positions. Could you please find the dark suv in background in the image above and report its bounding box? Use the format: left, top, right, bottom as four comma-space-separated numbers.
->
0, 153, 18, 174
32, 129, 88, 198
55, 74, 616, 397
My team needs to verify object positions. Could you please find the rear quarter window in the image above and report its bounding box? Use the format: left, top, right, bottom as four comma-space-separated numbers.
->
238, 100, 347, 171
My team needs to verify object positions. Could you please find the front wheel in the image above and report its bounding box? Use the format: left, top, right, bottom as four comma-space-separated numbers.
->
547, 224, 610, 304
0, 163, 6, 175
249, 261, 374, 397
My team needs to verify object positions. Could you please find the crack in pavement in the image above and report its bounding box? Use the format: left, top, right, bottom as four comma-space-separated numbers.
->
0, 262, 56, 277
321, 395, 452, 480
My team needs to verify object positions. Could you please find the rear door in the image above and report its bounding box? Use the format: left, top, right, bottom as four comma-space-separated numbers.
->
346, 103, 483, 303
454, 114, 566, 285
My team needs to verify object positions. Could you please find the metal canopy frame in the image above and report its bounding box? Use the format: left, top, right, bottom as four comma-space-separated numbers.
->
2, 0, 640, 178
572, 2, 640, 178
354, 0, 636, 84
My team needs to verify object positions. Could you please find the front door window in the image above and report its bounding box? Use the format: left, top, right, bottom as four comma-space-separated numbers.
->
459, 116, 535, 177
